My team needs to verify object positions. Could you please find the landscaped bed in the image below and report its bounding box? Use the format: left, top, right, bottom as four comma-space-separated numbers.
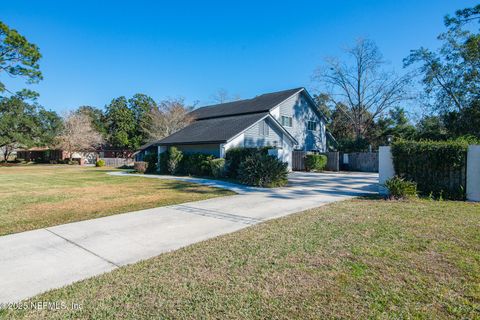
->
4, 198, 479, 319
0, 165, 234, 236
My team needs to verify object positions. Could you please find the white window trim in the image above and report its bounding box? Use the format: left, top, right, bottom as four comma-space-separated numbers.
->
281, 115, 293, 128
307, 120, 317, 131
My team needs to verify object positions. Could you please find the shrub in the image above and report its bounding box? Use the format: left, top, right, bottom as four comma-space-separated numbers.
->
134, 161, 148, 173
164, 147, 183, 175
209, 158, 226, 178
384, 176, 417, 200
391, 139, 469, 200
144, 153, 158, 173
178, 153, 215, 176
225, 147, 270, 178
237, 153, 288, 187
305, 154, 327, 172
95, 159, 105, 167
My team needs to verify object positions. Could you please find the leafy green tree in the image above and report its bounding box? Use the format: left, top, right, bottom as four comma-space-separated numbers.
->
0, 21, 42, 93
371, 107, 416, 145
0, 92, 61, 161
404, 4, 480, 113
37, 108, 63, 146
128, 93, 157, 146
443, 100, 480, 138
105, 96, 136, 149
415, 115, 448, 141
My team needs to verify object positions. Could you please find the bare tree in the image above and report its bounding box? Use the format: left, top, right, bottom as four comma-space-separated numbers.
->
55, 112, 104, 160
210, 88, 241, 104
313, 39, 412, 138
210, 88, 230, 104
141, 98, 194, 141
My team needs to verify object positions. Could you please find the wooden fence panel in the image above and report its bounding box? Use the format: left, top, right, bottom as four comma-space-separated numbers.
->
325, 152, 340, 171
292, 151, 306, 171
292, 151, 340, 172
345, 152, 379, 172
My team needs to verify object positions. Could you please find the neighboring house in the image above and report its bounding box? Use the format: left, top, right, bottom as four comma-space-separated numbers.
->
17, 146, 134, 165
16, 147, 97, 165
135, 87, 327, 169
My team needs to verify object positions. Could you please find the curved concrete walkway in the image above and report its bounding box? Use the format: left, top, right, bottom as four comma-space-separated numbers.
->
0, 171, 378, 304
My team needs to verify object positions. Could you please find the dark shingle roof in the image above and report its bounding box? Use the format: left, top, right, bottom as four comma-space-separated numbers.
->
190, 87, 303, 120
158, 112, 269, 145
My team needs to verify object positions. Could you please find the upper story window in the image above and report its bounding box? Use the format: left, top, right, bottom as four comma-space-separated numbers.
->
281, 115, 292, 127
258, 121, 269, 136
307, 120, 317, 131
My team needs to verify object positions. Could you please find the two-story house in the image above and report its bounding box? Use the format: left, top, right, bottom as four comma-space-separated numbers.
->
136, 87, 327, 170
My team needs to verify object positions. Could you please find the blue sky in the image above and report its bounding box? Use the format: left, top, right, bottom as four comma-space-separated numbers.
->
1, 0, 477, 113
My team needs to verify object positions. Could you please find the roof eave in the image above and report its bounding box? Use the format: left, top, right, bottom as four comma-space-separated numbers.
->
158, 140, 227, 146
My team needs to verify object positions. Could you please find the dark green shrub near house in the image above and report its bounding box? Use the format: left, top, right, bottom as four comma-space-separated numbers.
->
157, 147, 288, 188
391, 139, 469, 200
238, 153, 288, 187
143, 153, 158, 173
166, 147, 183, 175
225, 147, 270, 178
209, 158, 226, 178
384, 176, 417, 200
95, 159, 105, 167
159, 147, 183, 174
179, 153, 215, 176
305, 154, 327, 172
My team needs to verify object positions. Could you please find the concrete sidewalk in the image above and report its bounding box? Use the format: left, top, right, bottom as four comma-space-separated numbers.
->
0, 171, 378, 303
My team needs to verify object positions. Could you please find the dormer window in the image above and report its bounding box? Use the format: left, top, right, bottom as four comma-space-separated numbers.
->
281, 115, 292, 127
307, 120, 317, 131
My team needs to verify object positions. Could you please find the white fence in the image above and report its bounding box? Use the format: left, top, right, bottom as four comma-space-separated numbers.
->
100, 157, 134, 167
379, 145, 480, 202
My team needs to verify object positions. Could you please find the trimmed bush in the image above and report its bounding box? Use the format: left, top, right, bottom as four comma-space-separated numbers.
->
134, 161, 148, 173
144, 153, 158, 173
238, 153, 288, 187
305, 154, 327, 172
95, 159, 105, 167
165, 147, 183, 175
178, 153, 215, 176
384, 176, 417, 200
391, 139, 468, 200
225, 147, 270, 178
209, 158, 226, 178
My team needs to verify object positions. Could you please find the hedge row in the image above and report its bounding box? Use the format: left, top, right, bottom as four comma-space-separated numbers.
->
150, 147, 287, 187
391, 140, 469, 200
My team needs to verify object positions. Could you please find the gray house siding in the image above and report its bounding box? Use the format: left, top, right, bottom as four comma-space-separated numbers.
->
175, 144, 221, 157
244, 118, 283, 148
274, 92, 326, 152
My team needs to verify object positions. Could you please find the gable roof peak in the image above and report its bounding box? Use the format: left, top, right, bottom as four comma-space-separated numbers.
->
190, 87, 304, 120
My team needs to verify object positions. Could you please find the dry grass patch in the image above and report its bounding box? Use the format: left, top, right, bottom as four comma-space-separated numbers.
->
3, 198, 479, 319
0, 165, 234, 235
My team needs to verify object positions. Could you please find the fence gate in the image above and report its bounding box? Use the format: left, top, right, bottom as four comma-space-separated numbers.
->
292, 151, 307, 171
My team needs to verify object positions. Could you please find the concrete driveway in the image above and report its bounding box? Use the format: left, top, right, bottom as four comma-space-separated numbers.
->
0, 171, 378, 304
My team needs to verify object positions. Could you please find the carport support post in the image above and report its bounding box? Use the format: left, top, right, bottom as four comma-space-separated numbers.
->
157, 146, 167, 173
378, 146, 395, 195
466, 145, 480, 202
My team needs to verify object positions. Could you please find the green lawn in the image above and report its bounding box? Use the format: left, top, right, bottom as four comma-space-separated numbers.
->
0, 165, 234, 236
3, 198, 479, 319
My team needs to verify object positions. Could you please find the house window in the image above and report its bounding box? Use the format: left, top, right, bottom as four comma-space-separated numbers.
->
307, 120, 317, 131
281, 115, 292, 127
258, 121, 269, 136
